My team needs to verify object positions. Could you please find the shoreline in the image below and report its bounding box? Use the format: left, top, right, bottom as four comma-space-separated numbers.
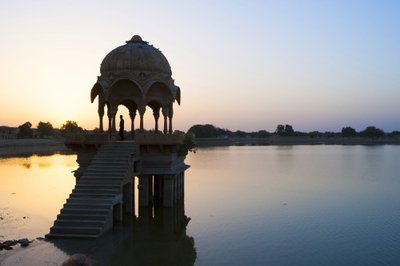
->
0, 239, 69, 265
1, 137, 400, 157
0, 139, 72, 158
195, 136, 400, 147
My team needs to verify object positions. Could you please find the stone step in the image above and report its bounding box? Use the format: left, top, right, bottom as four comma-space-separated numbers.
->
75, 183, 121, 189
46, 233, 98, 239
100, 145, 136, 149
87, 163, 128, 167
83, 172, 126, 177
66, 198, 114, 205
96, 149, 135, 152
94, 152, 131, 156
64, 203, 112, 210
48, 141, 138, 239
91, 159, 128, 163
60, 208, 109, 215
77, 181, 122, 187
55, 219, 106, 227
83, 171, 126, 176
95, 154, 135, 158
95, 152, 131, 156
83, 171, 127, 176
101, 143, 136, 147
76, 181, 121, 185
70, 192, 118, 198
49, 225, 102, 235
80, 174, 125, 179
79, 178, 124, 183
57, 213, 107, 221
85, 168, 127, 173
87, 161, 129, 167
94, 154, 130, 159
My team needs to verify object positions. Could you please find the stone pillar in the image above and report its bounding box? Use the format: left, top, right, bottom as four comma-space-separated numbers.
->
112, 114, 117, 132
168, 116, 173, 134
113, 203, 123, 222
168, 105, 173, 134
107, 106, 117, 133
173, 176, 177, 203
162, 107, 168, 134
162, 207, 175, 235
153, 175, 162, 206
98, 108, 104, 132
163, 116, 168, 134
177, 173, 182, 200
132, 180, 136, 215
138, 206, 152, 224
108, 116, 112, 133
182, 171, 185, 200
138, 105, 145, 132
139, 114, 144, 131
129, 111, 136, 138
153, 109, 160, 133
163, 176, 174, 207
138, 175, 152, 207
180, 173, 184, 199
123, 182, 133, 214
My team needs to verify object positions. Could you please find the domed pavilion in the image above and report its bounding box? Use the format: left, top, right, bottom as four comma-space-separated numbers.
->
90, 35, 181, 135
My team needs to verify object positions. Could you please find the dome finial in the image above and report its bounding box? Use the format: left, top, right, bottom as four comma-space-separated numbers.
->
126, 35, 145, 44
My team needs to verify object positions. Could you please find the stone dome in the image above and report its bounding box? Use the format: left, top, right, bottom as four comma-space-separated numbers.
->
100, 35, 172, 75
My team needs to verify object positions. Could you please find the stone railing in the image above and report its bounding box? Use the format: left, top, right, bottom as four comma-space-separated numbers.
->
134, 132, 184, 144
65, 131, 185, 145
65, 132, 110, 144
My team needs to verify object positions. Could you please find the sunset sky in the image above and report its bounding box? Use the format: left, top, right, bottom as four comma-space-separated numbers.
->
0, 1, 399, 132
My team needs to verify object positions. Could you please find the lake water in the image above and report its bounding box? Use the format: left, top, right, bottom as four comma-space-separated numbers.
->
1, 145, 400, 265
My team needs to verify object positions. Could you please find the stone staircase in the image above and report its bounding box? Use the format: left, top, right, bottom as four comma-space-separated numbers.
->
46, 141, 138, 238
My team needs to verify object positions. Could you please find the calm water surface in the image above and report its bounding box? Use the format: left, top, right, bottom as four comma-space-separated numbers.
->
186, 146, 400, 265
1, 145, 400, 265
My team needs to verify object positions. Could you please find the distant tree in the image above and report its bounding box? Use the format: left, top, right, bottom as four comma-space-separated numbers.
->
60, 120, 83, 135
17, 122, 33, 138
251, 130, 271, 138
173, 130, 185, 135
293, 131, 307, 137
234, 130, 247, 138
217, 128, 233, 138
187, 124, 219, 138
360, 126, 385, 138
309, 131, 322, 138
388, 131, 400, 137
341, 126, 357, 137
275, 124, 285, 135
275, 124, 294, 136
37, 121, 54, 137
324, 131, 338, 138
284, 124, 294, 136
182, 132, 196, 154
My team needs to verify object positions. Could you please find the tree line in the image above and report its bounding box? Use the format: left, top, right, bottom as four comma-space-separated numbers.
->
187, 124, 400, 139
16, 121, 83, 139
14, 120, 400, 139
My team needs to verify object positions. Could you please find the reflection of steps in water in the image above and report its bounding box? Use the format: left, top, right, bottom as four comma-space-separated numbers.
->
46, 142, 139, 238
49, 202, 196, 265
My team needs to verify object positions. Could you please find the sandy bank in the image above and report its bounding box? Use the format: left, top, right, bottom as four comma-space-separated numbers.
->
0, 239, 69, 266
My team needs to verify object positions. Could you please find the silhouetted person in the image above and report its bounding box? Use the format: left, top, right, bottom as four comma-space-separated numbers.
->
119, 115, 124, 140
